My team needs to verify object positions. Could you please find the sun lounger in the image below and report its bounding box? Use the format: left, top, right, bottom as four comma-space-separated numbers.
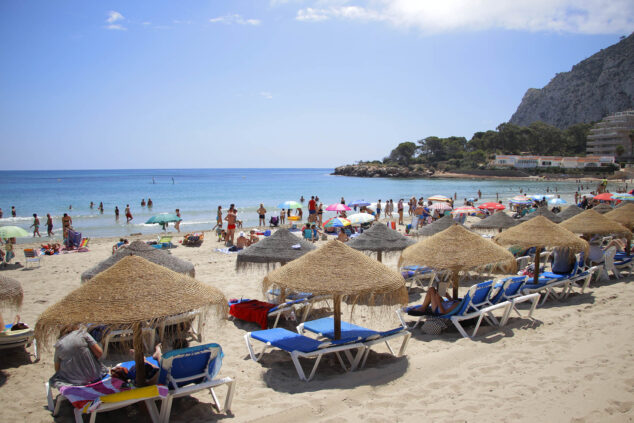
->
152, 235, 174, 249
486, 276, 540, 326
297, 317, 411, 368
157, 309, 205, 345
230, 297, 322, 329
0, 323, 38, 360
47, 375, 165, 423
100, 325, 156, 359
153, 343, 235, 422
397, 280, 511, 339
563, 266, 599, 298
245, 327, 366, 381
23, 248, 42, 268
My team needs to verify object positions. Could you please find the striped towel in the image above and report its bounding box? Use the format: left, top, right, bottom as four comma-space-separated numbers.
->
59, 377, 168, 413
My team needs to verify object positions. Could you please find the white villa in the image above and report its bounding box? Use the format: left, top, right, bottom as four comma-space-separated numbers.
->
493, 155, 615, 169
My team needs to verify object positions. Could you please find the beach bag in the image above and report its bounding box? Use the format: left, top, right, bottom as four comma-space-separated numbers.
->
421, 318, 449, 335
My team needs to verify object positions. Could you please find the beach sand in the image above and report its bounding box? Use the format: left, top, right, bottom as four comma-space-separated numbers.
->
1, 224, 633, 422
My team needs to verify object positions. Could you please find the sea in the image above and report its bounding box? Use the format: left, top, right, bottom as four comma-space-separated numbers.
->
0, 168, 603, 241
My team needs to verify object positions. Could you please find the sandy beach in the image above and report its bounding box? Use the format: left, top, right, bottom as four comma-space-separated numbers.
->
1, 225, 633, 423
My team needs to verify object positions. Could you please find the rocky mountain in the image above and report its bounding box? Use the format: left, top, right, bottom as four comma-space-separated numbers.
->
509, 33, 634, 129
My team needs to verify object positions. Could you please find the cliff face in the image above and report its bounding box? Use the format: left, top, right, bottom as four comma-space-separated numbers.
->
509, 33, 634, 129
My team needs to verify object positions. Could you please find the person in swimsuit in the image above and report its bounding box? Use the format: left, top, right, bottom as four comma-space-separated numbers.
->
62, 213, 72, 239
376, 200, 382, 221
125, 205, 133, 223
46, 213, 54, 236
114, 206, 119, 220
147, 198, 153, 208
317, 203, 323, 227
11, 206, 16, 217
225, 204, 237, 246
174, 209, 181, 233
280, 209, 286, 225
31, 213, 41, 237
415, 286, 461, 315
257, 204, 266, 227
141, 199, 146, 207
98, 202, 104, 213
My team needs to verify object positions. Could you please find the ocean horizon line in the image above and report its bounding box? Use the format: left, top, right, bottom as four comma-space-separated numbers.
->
0, 167, 336, 172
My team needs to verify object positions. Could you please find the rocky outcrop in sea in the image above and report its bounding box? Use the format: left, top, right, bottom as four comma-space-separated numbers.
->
332, 164, 434, 178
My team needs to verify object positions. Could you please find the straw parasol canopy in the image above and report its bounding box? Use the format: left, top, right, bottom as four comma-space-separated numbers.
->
519, 206, 562, 223
557, 205, 583, 221
592, 203, 613, 214
400, 225, 516, 297
418, 214, 463, 237
471, 212, 518, 232
36, 256, 227, 386
346, 223, 415, 262
559, 209, 632, 239
493, 216, 588, 284
605, 203, 634, 229
235, 228, 316, 272
0, 275, 23, 312
81, 240, 195, 283
262, 240, 407, 339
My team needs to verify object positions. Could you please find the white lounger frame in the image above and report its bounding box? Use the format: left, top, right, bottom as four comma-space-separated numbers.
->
244, 332, 365, 381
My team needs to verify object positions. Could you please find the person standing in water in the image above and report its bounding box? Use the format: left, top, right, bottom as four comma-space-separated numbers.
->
114, 206, 119, 220
125, 205, 133, 223
257, 204, 267, 227
174, 209, 181, 233
98, 202, 104, 213
31, 214, 41, 237
46, 213, 54, 236
147, 198, 153, 208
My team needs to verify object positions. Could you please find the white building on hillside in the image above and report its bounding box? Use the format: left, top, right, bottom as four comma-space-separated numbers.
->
493, 155, 615, 169
587, 110, 634, 157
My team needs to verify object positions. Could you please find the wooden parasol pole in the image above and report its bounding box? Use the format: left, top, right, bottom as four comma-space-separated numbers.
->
452, 270, 459, 299
333, 294, 342, 340
377, 250, 383, 263
533, 246, 543, 285
133, 322, 146, 387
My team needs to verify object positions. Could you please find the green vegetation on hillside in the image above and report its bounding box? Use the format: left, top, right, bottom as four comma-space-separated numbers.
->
369, 121, 594, 171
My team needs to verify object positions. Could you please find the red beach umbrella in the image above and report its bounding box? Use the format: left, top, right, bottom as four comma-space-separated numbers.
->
478, 202, 506, 211
594, 193, 614, 201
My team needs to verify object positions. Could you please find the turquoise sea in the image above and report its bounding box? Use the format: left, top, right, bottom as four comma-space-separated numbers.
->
0, 168, 598, 240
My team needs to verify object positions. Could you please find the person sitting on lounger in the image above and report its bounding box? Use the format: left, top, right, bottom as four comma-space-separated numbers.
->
549, 247, 575, 274
49, 325, 108, 388
110, 343, 163, 385
412, 286, 461, 315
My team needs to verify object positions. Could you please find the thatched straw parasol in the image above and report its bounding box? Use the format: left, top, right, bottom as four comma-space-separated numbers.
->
494, 216, 588, 285
399, 225, 516, 297
0, 275, 23, 312
81, 240, 195, 283
592, 203, 613, 214
605, 203, 634, 229
235, 228, 315, 272
560, 209, 632, 253
557, 205, 583, 221
36, 256, 226, 386
262, 240, 407, 339
471, 212, 518, 232
519, 206, 562, 223
418, 214, 463, 237
347, 223, 415, 262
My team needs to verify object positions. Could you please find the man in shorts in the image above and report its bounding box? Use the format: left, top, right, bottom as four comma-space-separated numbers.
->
225, 204, 237, 246
308, 196, 316, 216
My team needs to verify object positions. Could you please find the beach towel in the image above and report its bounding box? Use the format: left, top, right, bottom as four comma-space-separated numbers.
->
229, 299, 276, 329
59, 377, 168, 413
215, 248, 238, 254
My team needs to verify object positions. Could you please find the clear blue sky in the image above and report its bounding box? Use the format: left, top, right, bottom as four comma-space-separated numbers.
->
1, 1, 632, 170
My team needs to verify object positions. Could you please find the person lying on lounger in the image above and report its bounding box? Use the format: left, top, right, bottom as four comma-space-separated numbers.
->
411, 286, 461, 315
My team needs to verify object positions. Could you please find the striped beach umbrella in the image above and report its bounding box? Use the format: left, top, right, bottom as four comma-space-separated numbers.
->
428, 195, 451, 203
428, 202, 452, 211
323, 217, 351, 228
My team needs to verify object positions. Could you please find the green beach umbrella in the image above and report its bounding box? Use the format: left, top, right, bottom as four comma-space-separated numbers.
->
146, 213, 182, 231
0, 226, 30, 239
277, 200, 302, 209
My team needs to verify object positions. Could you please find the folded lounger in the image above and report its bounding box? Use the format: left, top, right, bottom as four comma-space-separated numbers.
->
229, 298, 319, 329
0, 323, 38, 360
23, 248, 42, 268
397, 280, 511, 339
244, 327, 365, 381
297, 317, 411, 369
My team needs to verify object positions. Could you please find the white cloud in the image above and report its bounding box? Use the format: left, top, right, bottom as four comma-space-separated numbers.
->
106, 11, 124, 24
260, 91, 273, 99
209, 14, 261, 26
294, 0, 634, 34
105, 10, 126, 30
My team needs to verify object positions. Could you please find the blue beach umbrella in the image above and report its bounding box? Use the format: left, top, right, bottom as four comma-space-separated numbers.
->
612, 193, 634, 201
278, 200, 302, 209
348, 200, 371, 207
146, 213, 182, 231
548, 198, 568, 205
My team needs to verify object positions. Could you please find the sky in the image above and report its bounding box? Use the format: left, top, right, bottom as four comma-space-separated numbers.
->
1, 0, 633, 170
